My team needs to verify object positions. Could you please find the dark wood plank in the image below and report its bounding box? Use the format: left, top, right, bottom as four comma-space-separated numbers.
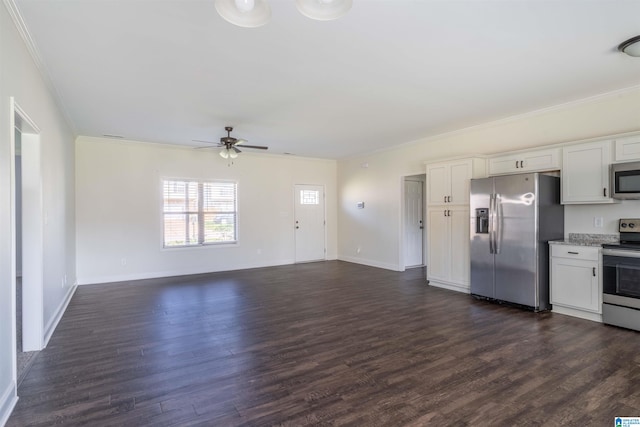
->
7, 261, 640, 426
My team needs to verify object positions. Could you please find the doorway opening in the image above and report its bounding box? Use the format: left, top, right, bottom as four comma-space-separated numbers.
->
12, 99, 44, 386
403, 174, 425, 269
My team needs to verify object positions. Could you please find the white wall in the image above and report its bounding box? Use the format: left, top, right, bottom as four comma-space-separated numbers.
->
0, 1, 76, 423
75, 136, 337, 284
337, 87, 640, 270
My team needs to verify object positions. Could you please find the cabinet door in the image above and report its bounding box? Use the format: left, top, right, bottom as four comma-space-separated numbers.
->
449, 160, 472, 204
427, 207, 450, 282
551, 257, 600, 312
488, 154, 521, 176
489, 148, 560, 176
522, 148, 560, 171
427, 163, 449, 205
562, 140, 613, 204
449, 207, 470, 285
615, 134, 640, 162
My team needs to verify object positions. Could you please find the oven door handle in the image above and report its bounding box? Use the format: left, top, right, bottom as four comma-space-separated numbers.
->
602, 249, 640, 258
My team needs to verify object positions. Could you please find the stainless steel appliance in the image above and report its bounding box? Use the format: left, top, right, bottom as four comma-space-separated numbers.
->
602, 219, 640, 331
610, 161, 640, 200
470, 173, 564, 311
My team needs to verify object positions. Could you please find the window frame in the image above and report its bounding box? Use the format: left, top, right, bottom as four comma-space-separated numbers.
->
161, 178, 238, 248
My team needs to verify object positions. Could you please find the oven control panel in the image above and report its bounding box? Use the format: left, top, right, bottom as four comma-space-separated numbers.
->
619, 219, 640, 232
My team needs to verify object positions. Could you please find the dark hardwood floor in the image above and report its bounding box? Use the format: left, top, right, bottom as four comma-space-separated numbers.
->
7, 261, 640, 426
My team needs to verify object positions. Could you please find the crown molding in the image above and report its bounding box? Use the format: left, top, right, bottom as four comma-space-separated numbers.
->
3, 0, 77, 135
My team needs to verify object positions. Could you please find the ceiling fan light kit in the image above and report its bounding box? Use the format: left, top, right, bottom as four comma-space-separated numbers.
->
214, 0, 271, 28
295, 0, 352, 21
618, 35, 640, 57
215, 0, 351, 28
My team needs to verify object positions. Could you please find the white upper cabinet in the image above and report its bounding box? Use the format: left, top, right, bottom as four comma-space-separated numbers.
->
562, 140, 618, 204
488, 148, 561, 176
426, 158, 486, 205
614, 134, 640, 162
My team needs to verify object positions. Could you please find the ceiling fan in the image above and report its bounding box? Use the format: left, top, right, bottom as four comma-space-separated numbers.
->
194, 126, 268, 159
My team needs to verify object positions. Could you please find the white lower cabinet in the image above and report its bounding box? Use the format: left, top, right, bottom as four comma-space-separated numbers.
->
427, 206, 469, 292
550, 244, 602, 322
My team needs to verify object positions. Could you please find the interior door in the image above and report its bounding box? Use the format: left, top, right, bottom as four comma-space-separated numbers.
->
404, 179, 423, 267
294, 184, 325, 263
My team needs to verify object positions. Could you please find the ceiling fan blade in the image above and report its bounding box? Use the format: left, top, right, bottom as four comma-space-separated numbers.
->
239, 144, 268, 150
192, 139, 216, 144
232, 146, 241, 153
235, 139, 248, 145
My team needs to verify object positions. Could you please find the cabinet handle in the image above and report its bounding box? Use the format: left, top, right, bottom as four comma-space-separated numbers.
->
520, 160, 524, 168
447, 196, 451, 203
515, 161, 519, 169
604, 188, 607, 197
593, 267, 596, 277
444, 210, 447, 217
567, 251, 579, 254
444, 196, 447, 203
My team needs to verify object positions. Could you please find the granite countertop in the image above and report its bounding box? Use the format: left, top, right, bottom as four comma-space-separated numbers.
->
548, 233, 619, 247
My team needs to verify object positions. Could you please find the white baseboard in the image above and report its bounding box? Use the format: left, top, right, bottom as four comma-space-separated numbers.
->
337, 256, 401, 271
0, 381, 18, 427
43, 284, 77, 347
552, 305, 602, 323
428, 280, 470, 294
76, 259, 299, 285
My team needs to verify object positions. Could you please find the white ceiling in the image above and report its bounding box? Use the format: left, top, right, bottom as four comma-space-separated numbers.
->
13, 0, 640, 159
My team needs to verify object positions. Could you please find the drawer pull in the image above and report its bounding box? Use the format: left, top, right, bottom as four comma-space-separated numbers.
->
567, 251, 579, 254
593, 267, 596, 277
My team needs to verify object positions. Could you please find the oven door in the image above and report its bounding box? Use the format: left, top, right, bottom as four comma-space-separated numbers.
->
602, 249, 640, 299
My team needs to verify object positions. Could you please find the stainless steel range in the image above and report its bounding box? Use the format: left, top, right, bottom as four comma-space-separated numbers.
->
602, 219, 640, 331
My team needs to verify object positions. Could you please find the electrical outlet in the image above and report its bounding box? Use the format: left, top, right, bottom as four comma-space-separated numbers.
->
121, 258, 127, 266
594, 217, 604, 228
356, 246, 361, 254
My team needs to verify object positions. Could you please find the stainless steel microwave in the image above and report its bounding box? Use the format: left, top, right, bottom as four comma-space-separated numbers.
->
611, 161, 640, 199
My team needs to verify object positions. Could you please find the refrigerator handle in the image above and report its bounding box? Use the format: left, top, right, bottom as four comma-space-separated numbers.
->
495, 193, 501, 254
489, 193, 495, 254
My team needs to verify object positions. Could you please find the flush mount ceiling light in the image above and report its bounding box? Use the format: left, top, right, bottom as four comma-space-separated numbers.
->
618, 35, 640, 57
295, 0, 353, 21
215, 0, 352, 28
214, 0, 271, 28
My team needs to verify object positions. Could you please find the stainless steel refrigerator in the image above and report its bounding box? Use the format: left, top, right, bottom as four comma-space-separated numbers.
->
470, 173, 564, 311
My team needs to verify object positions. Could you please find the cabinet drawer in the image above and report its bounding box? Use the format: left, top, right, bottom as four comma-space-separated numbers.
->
550, 245, 599, 261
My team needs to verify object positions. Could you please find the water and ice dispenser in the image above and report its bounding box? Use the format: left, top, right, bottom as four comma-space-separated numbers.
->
475, 208, 489, 234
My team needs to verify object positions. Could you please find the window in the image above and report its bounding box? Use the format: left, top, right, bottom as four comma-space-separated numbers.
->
163, 179, 237, 247
300, 189, 320, 205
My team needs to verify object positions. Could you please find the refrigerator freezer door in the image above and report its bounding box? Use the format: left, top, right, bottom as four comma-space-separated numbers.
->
493, 174, 538, 307
470, 178, 495, 298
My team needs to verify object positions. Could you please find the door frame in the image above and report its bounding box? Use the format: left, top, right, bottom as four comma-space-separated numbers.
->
11, 98, 45, 360
293, 183, 327, 263
399, 173, 426, 271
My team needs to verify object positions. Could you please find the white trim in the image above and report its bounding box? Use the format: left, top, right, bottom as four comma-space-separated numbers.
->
552, 306, 602, 323
76, 259, 297, 285
43, 284, 77, 347
0, 381, 18, 427
428, 280, 470, 294
338, 256, 401, 272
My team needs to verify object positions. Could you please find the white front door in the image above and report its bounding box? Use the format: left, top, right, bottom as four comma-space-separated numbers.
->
404, 179, 424, 267
294, 184, 325, 263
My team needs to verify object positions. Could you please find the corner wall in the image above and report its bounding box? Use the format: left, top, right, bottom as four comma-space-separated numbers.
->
337, 87, 640, 270
0, 1, 76, 423
75, 137, 337, 284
